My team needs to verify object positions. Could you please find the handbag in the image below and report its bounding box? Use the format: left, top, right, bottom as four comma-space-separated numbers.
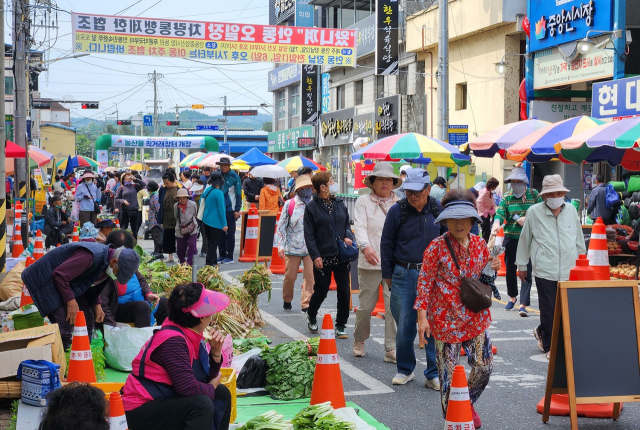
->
177, 203, 197, 236
329, 205, 358, 263
444, 235, 493, 313
197, 187, 213, 221
85, 183, 100, 214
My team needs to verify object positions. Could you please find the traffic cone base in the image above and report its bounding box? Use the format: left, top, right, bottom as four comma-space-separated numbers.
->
269, 210, 286, 274
239, 204, 259, 262
444, 365, 474, 429
310, 314, 346, 409
109, 391, 129, 430
66, 311, 97, 383
536, 395, 623, 418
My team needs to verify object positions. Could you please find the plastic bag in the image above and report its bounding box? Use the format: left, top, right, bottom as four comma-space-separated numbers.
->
230, 348, 262, 375
104, 323, 155, 371
221, 334, 233, 368
237, 355, 267, 389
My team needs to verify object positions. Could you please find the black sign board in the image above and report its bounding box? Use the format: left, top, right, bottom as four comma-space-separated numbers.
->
298, 137, 316, 148
223, 110, 258, 116
543, 281, 640, 428
375, 0, 399, 75
319, 107, 355, 147
347, 14, 376, 58
374, 95, 400, 138
353, 113, 373, 140
256, 212, 278, 261
33, 102, 51, 110
301, 65, 319, 125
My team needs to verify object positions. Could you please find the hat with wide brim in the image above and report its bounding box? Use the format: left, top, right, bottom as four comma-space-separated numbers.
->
295, 174, 313, 190
504, 167, 529, 184
216, 157, 232, 165
175, 188, 190, 198
80, 171, 95, 180
182, 284, 231, 317
190, 183, 204, 193
95, 219, 117, 229
363, 161, 401, 190
434, 200, 482, 224
120, 172, 133, 182
540, 174, 570, 195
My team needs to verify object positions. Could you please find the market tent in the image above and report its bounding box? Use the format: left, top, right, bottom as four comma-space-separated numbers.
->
5, 140, 26, 158
236, 148, 277, 166
466, 119, 550, 158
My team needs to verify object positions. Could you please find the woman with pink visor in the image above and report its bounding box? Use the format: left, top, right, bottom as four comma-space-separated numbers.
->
122, 283, 232, 430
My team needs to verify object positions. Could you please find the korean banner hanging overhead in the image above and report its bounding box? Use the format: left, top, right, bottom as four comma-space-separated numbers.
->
301, 65, 319, 124
72, 12, 357, 66
375, 0, 398, 75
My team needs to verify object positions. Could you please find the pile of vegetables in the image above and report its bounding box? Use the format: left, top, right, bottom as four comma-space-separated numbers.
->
291, 403, 356, 430
197, 265, 228, 291
261, 341, 315, 400
233, 336, 272, 353
238, 411, 292, 430
239, 263, 272, 326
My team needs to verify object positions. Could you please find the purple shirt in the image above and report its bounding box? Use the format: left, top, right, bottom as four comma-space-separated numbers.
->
52, 248, 113, 305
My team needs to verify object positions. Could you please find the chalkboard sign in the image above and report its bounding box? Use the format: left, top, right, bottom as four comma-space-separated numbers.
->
256, 212, 277, 262
543, 280, 640, 428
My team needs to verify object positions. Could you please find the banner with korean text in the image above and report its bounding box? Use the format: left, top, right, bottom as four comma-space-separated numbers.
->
72, 12, 357, 66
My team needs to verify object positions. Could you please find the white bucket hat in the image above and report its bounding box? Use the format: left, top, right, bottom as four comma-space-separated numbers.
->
540, 174, 570, 195
363, 162, 401, 190
504, 167, 529, 184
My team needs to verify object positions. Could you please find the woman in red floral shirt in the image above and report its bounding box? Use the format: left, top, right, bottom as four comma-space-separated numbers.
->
416, 189, 500, 429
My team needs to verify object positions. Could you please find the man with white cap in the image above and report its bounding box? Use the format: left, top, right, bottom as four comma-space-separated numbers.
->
394, 165, 412, 199
492, 167, 542, 316
516, 175, 585, 357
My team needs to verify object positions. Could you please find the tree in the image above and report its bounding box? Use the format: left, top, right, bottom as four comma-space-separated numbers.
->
262, 121, 272, 132
75, 134, 94, 158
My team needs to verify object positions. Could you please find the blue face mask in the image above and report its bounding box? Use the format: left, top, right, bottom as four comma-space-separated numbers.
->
297, 187, 313, 203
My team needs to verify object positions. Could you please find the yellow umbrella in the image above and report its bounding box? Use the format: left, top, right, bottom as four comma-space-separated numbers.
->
130, 163, 150, 171
231, 160, 251, 171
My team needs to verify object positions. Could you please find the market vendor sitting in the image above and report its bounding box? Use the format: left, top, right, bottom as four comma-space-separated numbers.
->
95, 219, 117, 244
99, 230, 168, 328
43, 194, 70, 250
122, 283, 232, 430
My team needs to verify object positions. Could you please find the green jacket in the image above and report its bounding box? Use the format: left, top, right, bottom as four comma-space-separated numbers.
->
516, 202, 586, 281
494, 188, 542, 239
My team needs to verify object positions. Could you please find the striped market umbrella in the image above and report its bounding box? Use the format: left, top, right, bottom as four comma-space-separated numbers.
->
56, 155, 99, 170
506, 116, 605, 162
5, 145, 55, 175
351, 143, 432, 164
466, 119, 550, 158
276, 156, 326, 173
180, 152, 207, 167
197, 153, 235, 167
354, 133, 470, 167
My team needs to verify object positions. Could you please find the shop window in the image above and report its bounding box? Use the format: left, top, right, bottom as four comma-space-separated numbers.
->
337, 84, 346, 110
290, 85, 299, 116
455, 82, 467, 111
355, 80, 363, 105
5, 76, 13, 96
278, 90, 286, 120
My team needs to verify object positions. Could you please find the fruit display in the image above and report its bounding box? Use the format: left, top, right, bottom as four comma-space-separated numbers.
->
610, 264, 638, 279
608, 241, 622, 254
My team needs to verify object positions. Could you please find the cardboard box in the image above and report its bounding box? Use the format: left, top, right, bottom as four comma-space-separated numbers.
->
0, 324, 66, 380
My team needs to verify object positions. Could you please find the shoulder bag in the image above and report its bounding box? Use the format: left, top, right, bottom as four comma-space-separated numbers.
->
330, 202, 358, 263
197, 187, 214, 221
85, 183, 101, 214
444, 235, 492, 313
177, 203, 197, 236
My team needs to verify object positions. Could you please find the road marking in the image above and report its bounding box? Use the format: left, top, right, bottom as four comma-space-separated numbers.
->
491, 337, 535, 342
261, 310, 395, 396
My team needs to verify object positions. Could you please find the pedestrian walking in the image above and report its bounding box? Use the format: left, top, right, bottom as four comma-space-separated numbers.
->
430, 176, 447, 202
201, 172, 228, 267
477, 177, 499, 242
259, 178, 282, 213
352, 162, 399, 363
145, 181, 163, 260
74, 171, 101, 226
116, 172, 144, 237
587, 174, 616, 225
416, 189, 501, 429
304, 171, 355, 339
242, 169, 264, 210
158, 172, 180, 263
492, 167, 542, 316
275, 174, 315, 312
516, 175, 585, 357
174, 188, 198, 266
191, 181, 208, 257
217, 157, 242, 264
380, 168, 442, 388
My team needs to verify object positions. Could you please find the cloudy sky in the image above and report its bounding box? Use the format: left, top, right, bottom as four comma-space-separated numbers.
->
14, 0, 273, 122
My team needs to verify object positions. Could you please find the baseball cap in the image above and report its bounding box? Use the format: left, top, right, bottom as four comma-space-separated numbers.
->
114, 247, 140, 285
401, 168, 431, 192
182, 283, 231, 317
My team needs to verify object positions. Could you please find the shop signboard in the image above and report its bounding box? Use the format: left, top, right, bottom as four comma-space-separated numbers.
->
448, 125, 468, 146
321, 73, 331, 114
268, 125, 313, 152
529, 0, 614, 53
298, 137, 316, 148
270, 0, 295, 25
5, 115, 13, 141
295, 0, 314, 27
374, 95, 400, 138
268, 64, 301, 92
529, 100, 592, 122
354, 160, 375, 190
319, 107, 355, 147
533, 43, 614, 90
347, 14, 376, 58
301, 64, 319, 124
375, 0, 398, 75
353, 113, 374, 140
592, 76, 640, 121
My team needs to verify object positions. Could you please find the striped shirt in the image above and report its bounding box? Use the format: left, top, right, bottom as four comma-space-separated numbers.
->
494, 188, 542, 239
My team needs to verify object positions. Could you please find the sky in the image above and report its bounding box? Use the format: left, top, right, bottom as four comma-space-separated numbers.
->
14, 0, 273, 124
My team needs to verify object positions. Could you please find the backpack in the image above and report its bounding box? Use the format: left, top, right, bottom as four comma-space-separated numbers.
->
605, 184, 621, 210
395, 198, 441, 236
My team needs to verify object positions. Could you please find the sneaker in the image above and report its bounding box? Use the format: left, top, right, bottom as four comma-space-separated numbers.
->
218, 257, 228, 264
424, 378, 440, 391
534, 327, 545, 352
353, 340, 365, 357
300, 308, 308, 313
384, 350, 397, 363
283, 302, 292, 311
519, 306, 528, 317
163, 257, 175, 263
504, 301, 516, 310
198, 253, 206, 258
335, 325, 348, 339
471, 404, 482, 429
221, 258, 234, 264
546, 351, 550, 360
307, 316, 318, 334
392, 372, 415, 385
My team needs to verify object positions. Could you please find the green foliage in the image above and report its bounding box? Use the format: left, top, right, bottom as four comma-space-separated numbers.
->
233, 336, 271, 353
291, 402, 356, 430
262, 121, 273, 132
6, 400, 18, 430
260, 341, 315, 400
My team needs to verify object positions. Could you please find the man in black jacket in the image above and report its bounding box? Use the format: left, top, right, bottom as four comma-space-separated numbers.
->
44, 194, 70, 250
242, 169, 264, 210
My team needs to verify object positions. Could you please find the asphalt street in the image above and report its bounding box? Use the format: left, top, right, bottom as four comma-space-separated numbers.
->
137, 235, 640, 430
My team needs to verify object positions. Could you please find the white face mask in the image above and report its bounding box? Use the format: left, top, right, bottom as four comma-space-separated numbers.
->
106, 265, 118, 280
328, 182, 339, 195
85, 179, 92, 184
511, 183, 526, 197
546, 197, 564, 210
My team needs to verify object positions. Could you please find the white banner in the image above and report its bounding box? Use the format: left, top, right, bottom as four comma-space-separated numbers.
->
96, 150, 108, 174
533, 44, 614, 90
110, 135, 206, 149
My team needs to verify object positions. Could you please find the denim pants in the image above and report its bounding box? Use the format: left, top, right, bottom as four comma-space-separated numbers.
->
389, 264, 438, 379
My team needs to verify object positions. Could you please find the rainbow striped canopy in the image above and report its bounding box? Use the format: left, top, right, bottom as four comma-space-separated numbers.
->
180, 152, 207, 167
467, 119, 550, 158
276, 156, 326, 173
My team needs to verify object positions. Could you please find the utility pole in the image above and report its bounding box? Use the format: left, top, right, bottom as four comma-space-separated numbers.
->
149, 70, 164, 159
223, 95, 228, 153
0, 0, 6, 273
437, 0, 449, 143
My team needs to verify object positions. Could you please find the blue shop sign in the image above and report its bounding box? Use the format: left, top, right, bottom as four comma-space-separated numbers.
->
592, 76, 640, 120
529, 0, 614, 52
268, 64, 301, 92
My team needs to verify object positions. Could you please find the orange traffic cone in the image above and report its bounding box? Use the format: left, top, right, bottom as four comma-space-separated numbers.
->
12, 223, 24, 258
587, 217, 609, 280
14, 201, 23, 224
239, 204, 259, 262
33, 230, 44, 260
108, 391, 129, 430
310, 314, 346, 409
20, 257, 34, 307
496, 228, 506, 277
115, 219, 120, 229
536, 394, 623, 418
269, 209, 286, 274
569, 254, 595, 281
444, 365, 474, 429
67, 311, 97, 383
72, 226, 79, 242
371, 284, 386, 318
329, 274, 337, 291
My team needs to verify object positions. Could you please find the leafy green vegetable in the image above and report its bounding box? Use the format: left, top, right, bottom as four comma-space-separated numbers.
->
134, 244, 146, 257
306, 337, 320, 356
233, 336, 271, 353
261, 341, 315, 400
238, 410, 292, 430
7, 400, 18, 430
291, 402, 356, 430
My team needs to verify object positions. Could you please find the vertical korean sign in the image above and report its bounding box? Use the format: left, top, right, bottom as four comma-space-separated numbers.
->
321, 73, 331, 114
301, 65, 318, 124
375, 0, 398, 75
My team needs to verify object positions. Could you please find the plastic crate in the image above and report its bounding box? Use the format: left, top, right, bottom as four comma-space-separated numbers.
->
220, 367, 237, 423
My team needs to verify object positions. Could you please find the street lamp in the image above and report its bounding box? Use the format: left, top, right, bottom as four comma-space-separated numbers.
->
494, 53, 528, 76
576, 29, 626, 55
29, 52, 90, 67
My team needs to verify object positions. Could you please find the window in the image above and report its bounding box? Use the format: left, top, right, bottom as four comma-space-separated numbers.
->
5, 76, 13, 96
278, 90, 286, 119
290, 85, 300, 116
355, 80, 363, 105
377, 75, 385, 98
399, 67, 408, 95
455, 82, 468, 111
337, 84, 346, 110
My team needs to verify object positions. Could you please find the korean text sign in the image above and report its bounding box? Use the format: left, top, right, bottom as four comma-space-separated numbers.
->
111, 135, 206, 149
374, 95, 400, 138
301, 65, 319, 124
375, 0, 398, 75
592, 77, 640, 121
72, 12, 357, 66
529, 0, 614, 52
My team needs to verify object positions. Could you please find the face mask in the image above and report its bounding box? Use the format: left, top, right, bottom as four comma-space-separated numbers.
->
511, 183, 526, 197
55, 204, 62, 209
328, 182, 339, 195
546, 197, 564, 210
106, 265, 118, 280
297, 187, 313, 203
85, 179, 92, 184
